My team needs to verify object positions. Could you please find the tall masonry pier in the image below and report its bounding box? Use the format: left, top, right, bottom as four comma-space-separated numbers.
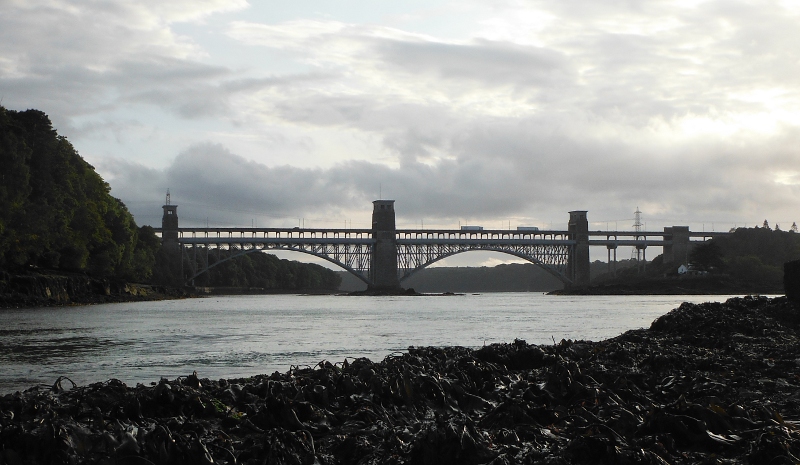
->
161, 193, 179, 251
370, 200, 401, 290
662, 226, 690, 264
567, 210, 590, 287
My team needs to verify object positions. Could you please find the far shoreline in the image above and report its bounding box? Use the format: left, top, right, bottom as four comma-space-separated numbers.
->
2, 269, 779, 309
551, 275, 781, 296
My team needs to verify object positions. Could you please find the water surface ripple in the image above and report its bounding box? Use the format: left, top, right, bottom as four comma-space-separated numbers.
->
0, 293, 738, 393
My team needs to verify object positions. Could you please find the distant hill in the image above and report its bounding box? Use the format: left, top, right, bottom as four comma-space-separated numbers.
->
338, 263, 565, 293
589, 258, 643, 281
188, 250, 341, 291
337, 258, 648, 293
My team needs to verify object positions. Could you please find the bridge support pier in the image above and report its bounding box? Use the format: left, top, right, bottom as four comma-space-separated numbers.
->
161, 200, 179, 251
160, 195, 184, 287
567, 211, 590, 287
370, 200, 401, 290
663, 226, 690, 265
607, 244, 617, 276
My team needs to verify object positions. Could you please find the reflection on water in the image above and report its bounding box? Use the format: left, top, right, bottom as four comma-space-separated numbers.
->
0, 293, 740, 394
0, 336, 121, 359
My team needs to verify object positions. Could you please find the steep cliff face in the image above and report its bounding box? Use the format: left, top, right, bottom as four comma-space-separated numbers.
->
0, 272, 184, 307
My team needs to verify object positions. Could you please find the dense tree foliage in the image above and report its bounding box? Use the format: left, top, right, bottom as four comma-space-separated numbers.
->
601, 227, 800, 291
0, 107, 159, 280
710, 226, 800, 289
560, 226, 799, 293
688, 241, 725, 271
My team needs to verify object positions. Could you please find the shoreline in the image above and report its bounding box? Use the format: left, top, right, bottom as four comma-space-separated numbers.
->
1, 270, 779, 308
0, 271, 348, 309
0, 270, 193, 309
2, 296, 799, 463
552, 275, 780, 296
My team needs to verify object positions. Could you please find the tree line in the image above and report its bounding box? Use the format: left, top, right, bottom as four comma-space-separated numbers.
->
0, 106, 340, 290
182, 250, 341, 290
590, 225, 800, 293
688, 226, 800, 290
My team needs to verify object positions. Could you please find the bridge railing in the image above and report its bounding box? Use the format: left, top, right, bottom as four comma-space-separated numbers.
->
153, 227, 729, 242
154, 228, 374, 241
395, 229, 572, 241
587, 230, 728, 238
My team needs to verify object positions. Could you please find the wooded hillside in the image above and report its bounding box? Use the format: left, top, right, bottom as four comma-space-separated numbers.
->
0, 107, 159, 281
0, 106, 341, 291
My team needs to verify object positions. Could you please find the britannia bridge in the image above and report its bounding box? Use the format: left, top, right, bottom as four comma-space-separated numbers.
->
156, 200, 727, 289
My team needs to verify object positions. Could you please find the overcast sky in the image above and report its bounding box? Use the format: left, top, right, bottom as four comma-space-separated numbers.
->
3, 0, 799, 245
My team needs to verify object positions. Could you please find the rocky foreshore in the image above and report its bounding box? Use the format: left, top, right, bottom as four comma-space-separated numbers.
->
0, 271, 191, 308
2, 296, 800, 464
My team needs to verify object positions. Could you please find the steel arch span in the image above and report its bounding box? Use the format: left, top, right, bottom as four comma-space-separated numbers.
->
181, 241, 373, 285
396, 243, 573, 284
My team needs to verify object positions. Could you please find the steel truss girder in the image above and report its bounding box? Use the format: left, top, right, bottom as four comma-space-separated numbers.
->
396, 243, 572, 284
177, 231, 574, 287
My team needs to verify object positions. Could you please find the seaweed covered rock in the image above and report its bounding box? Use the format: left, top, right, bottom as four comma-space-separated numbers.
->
785, 259, 800, 304
2, 297, 800, 464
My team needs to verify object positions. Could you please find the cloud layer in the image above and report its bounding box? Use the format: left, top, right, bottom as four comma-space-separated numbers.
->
3, 0, 799, 234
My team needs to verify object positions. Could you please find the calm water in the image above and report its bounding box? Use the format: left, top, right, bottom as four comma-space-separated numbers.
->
0, 293, 740, 394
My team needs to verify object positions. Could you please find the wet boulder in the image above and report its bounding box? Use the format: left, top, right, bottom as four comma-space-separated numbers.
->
784, 259, 800, 304
3, 296, 800, 464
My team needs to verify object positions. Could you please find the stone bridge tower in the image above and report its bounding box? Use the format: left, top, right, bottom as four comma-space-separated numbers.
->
567, 210, 590, 287
162, 190, 179, 250
370, 200, 400, 290
663, 226, 690, 264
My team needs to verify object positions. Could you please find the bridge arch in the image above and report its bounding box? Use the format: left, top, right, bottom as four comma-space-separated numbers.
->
398, 248, 573, 285
183, 245, 370, 286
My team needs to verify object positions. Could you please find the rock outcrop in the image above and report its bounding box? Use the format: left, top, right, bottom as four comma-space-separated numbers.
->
0, 271, 185, 307
784, 259, 800, 304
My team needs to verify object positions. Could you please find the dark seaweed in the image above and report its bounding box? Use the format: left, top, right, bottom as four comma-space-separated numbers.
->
2, 296, 800, 464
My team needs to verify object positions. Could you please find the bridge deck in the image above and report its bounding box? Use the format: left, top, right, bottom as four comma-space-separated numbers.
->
179, 237, 374, 245
154, 227, 722, 248
156, 221, 728, 287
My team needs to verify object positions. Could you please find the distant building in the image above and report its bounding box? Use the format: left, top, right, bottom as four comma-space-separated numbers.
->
678, 264, 708, 276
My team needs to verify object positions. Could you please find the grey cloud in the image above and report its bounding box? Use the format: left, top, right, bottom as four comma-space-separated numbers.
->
495, 1, 800, 125
107, 121, 800, 232
263, 81, 800, 225
6, 1, 800, 232
67, 119, 148, 143
0, 2, 263, 124
274, 96, 373, 127
162, 143, 368, 216
114, 58, 231, 82
375, 38, 575, 90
